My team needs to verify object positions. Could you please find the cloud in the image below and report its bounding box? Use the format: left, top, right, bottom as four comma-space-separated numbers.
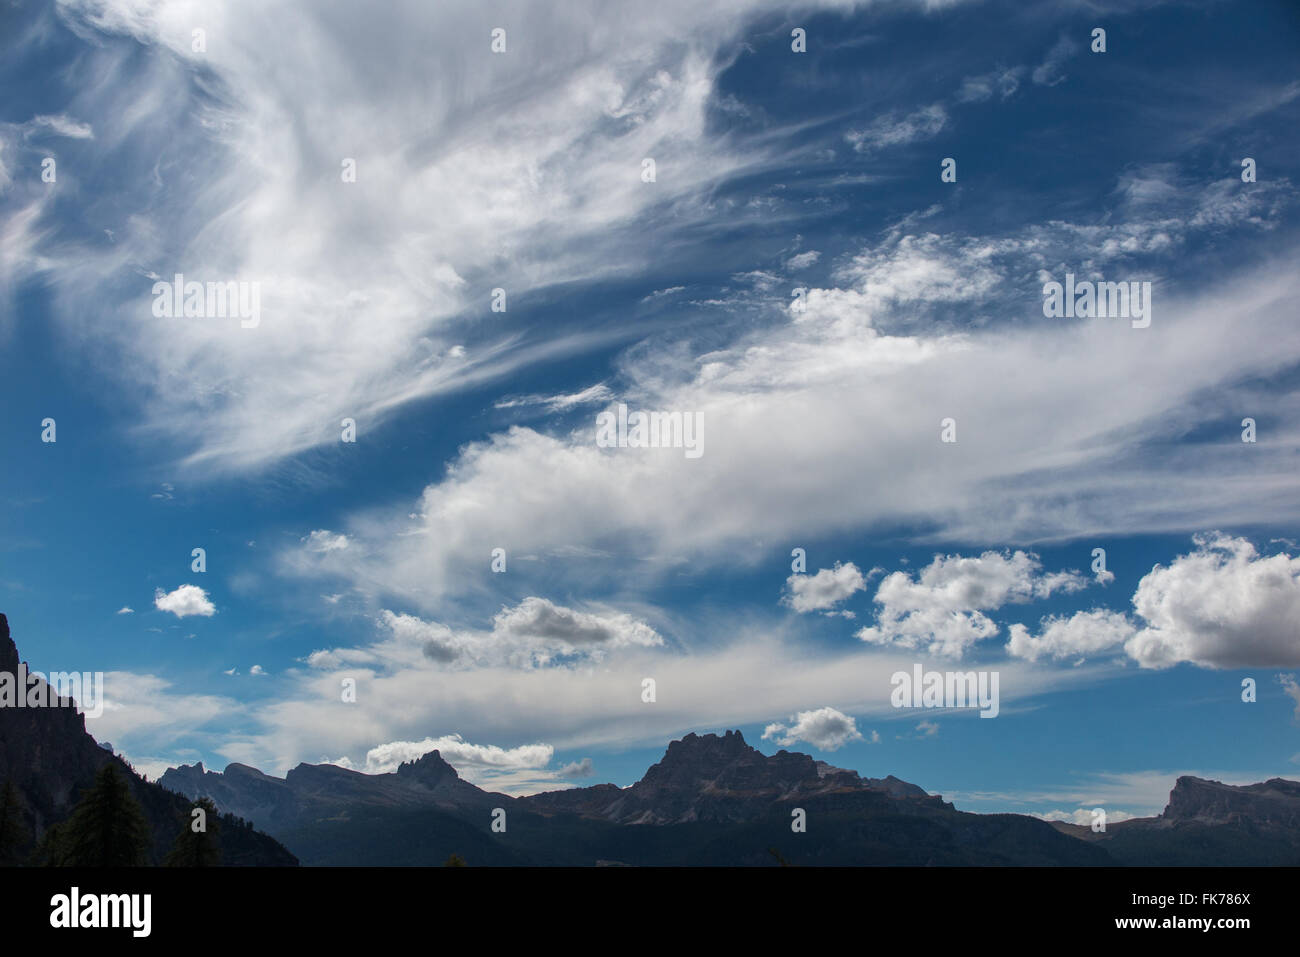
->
24, 114, 94, 139
956, 66, 1024, 102
846, 103, 947, 152
1125, 535, 1300, 669
784, 250, 820, 270
25, 0, 898, 474
1278, 674, 1300, 720
1007, 609, 1136, 663
494, 383, 614, 413
558, 757, 595, 778
493, 597, 662, 650
153, 584, 215, 618
763, 706, 864, 751
276, 232, 1300, 613
303, 529, 348, 553
361, 733, 553, 775
856, 550, 1088, 658
115, 606, 134, 615
1032, 35, 1079, 86
229, 628, 1101, 776
1034, 808, 1135, 826
307, 599, 664, 672
784, 562, 870, 613
249, 665, 268, 676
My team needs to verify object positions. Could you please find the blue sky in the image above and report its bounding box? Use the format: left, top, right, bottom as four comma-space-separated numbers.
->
2, 0, 1299, 823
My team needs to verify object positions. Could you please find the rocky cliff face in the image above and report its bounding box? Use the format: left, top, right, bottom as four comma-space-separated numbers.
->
525, 729, 939, 825
1163, 775, 1300, 828
1051, 774, 1300, 865
0, 612, 297, 866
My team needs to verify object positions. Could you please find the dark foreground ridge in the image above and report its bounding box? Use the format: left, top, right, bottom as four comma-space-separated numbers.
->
0, 613, 297, 866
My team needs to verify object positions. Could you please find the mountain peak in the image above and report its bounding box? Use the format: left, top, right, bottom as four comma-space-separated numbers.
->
0, 613, 18, 674
396, 749, 461, 784
663, 729, 752, 759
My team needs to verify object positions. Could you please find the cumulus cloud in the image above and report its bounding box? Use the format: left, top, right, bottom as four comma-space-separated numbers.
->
784, 562, 871, 613
308, 599, 664, 672
763, 706, 864, 751
303, 530, 349, 553
492, 596, 662, 651
153, 584, 215, 618
1125, 534, 1300, 669
249, 665, 268, 676
273, 209, 1300, 611
116, 606, 134, 615
558, 757, 595, 778
1007, 609, 1136, 663
856, 550, 1088, 658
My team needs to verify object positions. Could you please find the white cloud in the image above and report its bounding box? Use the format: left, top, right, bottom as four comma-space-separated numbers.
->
846, 103, 947, 152
229, 629, 1101, 776
31, 0, 900, 474
784, 250, 821, 270
763, 706, 864, 751
494, 383, 614, 413
1034, 808, 1135, 825
1007, 609, 1136, 663
1277, 674, 1300, 719
275, 237, 1300, 613
1126, 535, 1300, 669
307, 599, 664, 672
361, 733, 553, 775
116, 606, 134, 615
956, 66, 1024, 102
856, 550, 1088, 658
303, 529, 348, 553
153, 584, 215, 618
559, 757, 595, 778
1032, 35, 1079, 87
784, 562, 870, 613
27, 114, 95, 139
249, 664, 268, 676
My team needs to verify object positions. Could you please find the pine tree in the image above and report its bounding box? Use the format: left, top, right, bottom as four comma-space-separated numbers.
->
164, 797, 222, 867
0, 778, 30, 864
53, 763, 152, 866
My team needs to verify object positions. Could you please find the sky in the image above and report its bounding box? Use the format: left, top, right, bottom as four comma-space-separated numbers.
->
1, 0, 1298, 824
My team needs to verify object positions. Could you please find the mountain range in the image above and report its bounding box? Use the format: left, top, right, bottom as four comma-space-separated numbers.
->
4, 610, 1297, 866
